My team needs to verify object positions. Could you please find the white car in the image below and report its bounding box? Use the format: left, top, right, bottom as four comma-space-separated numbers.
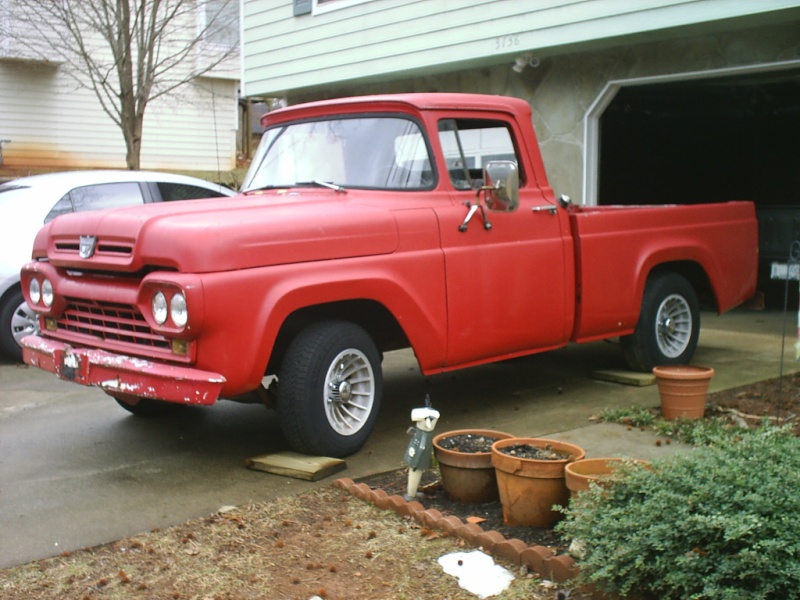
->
0, 170, 235, 361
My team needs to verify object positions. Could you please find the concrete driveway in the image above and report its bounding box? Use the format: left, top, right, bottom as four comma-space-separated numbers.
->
1, 308, 795, 568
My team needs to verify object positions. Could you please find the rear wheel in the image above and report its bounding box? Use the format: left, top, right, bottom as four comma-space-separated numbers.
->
621, 272, 700, 372
277, 321, 382, 457
111, 393, 184, 417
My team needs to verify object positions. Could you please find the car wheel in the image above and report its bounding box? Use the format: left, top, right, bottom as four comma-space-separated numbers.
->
277, 321, 382, 458
621, 272, 700, 372
0, 287, 39, 362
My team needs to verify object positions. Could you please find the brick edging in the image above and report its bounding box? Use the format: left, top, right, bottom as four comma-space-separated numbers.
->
332, 477, 579, 584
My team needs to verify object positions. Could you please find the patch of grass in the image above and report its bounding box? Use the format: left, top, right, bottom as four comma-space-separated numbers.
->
599, 404, 657, 428
600, 405, 751, 447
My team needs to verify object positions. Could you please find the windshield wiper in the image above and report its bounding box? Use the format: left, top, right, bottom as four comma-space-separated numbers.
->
243, 180, 347, 194
296, 180, 347, 193
243, 185, 286, 192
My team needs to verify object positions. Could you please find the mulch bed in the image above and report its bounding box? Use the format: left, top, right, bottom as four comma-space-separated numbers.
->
357, 467, 568, 551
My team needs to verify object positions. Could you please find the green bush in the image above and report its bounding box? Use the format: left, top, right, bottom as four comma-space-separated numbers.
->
556, 427, 800, 599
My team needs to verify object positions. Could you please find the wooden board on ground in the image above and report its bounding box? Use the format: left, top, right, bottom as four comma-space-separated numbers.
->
592, 369, 656, 387
245, 451, 347, 481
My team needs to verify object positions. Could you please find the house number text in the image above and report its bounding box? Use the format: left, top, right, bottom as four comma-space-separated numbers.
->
494, 35, 520, 50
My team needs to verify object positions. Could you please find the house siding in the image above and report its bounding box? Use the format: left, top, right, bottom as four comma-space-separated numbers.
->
243, 0, 800, 97
0, 61, 238, 172
0, 2, 239, 174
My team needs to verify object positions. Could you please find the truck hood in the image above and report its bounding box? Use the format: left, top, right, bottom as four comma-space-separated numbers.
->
35, 191, 400, 272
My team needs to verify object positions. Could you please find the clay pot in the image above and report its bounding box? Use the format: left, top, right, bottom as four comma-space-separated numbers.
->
653, 365, 715, 420
433, 429, 513, 503
491, 437, 585, 527
565, 457, 649, 498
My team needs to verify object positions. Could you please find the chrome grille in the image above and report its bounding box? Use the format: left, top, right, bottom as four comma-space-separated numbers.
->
57, 297, 170, 350
54, 240, 134, 256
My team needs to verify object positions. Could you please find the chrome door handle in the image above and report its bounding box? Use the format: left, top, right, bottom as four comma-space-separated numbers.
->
531, 205, 557, 215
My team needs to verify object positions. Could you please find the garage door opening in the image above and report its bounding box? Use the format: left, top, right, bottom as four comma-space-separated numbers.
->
598, 70, 800, 307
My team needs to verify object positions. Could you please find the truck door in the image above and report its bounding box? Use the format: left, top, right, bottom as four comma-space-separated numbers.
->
432, 117, 571, 368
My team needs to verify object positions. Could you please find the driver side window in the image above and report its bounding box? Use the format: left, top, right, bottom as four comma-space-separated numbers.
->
438, 119, 519, 190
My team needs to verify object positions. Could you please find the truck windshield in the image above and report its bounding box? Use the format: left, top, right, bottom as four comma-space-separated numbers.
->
241, 116, 434, 192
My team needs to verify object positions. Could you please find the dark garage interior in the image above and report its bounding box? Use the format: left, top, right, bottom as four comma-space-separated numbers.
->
598, 69, 800, 308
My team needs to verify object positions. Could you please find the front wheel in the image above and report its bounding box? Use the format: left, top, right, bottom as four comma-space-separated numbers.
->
277, 321, 382, 457
621, 272, 700, 372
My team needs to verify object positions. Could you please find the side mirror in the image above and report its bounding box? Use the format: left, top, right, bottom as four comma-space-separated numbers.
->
483, 161, 519, 212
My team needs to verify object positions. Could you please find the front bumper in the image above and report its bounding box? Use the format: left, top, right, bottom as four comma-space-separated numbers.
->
21, 335, 226, 405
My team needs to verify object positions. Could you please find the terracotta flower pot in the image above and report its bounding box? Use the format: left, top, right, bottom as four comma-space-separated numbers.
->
433, 429, 513, 503
565, 457, 649, 498
491, 437, 585, 527
653, 365, 715, 420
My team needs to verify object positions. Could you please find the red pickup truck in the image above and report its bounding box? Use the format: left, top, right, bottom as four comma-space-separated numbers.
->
20, 93, 757, 457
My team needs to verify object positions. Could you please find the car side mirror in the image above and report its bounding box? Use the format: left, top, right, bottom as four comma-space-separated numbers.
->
483, 161, 519, 212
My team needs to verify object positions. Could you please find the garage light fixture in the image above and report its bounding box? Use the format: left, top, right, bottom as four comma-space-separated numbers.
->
512, 53, 540, 73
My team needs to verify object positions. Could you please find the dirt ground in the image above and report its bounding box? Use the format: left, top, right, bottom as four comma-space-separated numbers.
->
705, 370, 800, 433
1, 484, 561, 600
3, 373, 798, 600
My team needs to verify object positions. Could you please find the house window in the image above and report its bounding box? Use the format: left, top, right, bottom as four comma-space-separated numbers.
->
201, 0, 239, 47
313, 0, 372, 14
0, 0, 8, 57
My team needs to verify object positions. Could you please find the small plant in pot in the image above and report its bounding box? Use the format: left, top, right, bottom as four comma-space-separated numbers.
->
433, 429, 513, 503
491, 437, 585, 528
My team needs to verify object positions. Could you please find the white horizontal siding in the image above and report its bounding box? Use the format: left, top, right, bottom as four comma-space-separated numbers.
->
0, 1, 239, 173
243, 0, 800, 95
142, 78, 238, 171
0, 61, 237, 172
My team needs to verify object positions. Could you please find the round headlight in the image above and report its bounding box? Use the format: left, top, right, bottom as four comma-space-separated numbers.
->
170, 293, 188, 328
152, 291, 168, 325
42, 279, 54, 307
29, 279, 41, 305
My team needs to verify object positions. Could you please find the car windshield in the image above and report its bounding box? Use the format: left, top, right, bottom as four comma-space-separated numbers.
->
241, 116, 434, 192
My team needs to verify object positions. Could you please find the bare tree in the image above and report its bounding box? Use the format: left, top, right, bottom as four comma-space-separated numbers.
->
2, 0, 239, 169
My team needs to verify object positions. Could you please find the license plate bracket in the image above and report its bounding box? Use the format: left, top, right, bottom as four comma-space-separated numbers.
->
59, 349, 82, 382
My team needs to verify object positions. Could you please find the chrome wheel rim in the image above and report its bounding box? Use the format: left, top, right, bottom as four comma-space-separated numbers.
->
655, 293, 692, 358
11, 300, 39, 346
324, 348, 375, 436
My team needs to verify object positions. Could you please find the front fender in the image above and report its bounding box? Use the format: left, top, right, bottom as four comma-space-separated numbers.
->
194, 253, 448, 395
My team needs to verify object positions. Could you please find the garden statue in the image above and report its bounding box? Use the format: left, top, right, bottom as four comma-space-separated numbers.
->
403, 396, 440, 500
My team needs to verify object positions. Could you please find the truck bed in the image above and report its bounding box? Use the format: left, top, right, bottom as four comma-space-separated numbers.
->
568, 201, 758, 342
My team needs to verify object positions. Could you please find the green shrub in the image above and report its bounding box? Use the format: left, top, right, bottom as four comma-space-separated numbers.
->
556, 427, 800, 599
